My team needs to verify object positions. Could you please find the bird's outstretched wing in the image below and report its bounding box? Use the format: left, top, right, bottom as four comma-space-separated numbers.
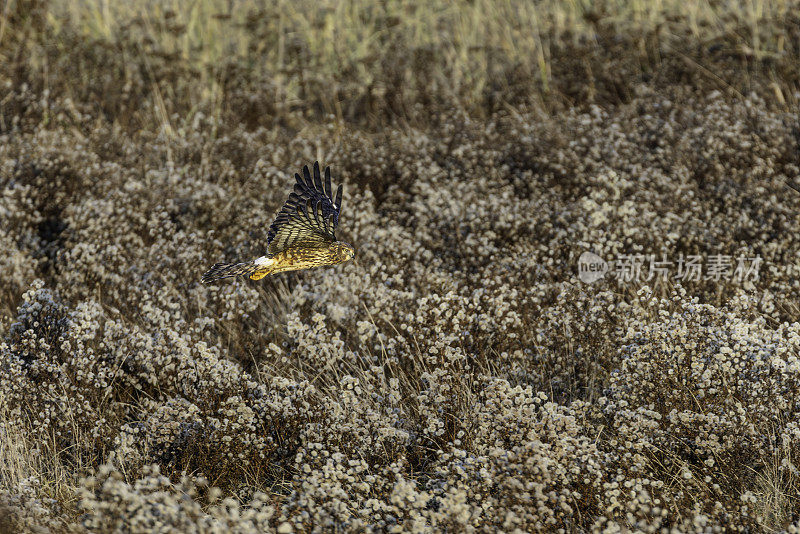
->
267, 162, 343, 255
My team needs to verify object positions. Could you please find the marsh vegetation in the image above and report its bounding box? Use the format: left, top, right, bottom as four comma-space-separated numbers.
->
2, 0, 800, 531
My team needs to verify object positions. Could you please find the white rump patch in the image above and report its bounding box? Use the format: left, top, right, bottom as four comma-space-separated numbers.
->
254, 256, 274, 267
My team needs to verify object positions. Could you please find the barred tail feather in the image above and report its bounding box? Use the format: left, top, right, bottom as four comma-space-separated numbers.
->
201, 260, 257, 284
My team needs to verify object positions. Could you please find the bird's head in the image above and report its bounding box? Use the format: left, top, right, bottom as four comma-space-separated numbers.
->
333, 241, 356, 264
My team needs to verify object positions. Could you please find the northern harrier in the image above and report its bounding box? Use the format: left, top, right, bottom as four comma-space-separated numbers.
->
202, 162, 354, 283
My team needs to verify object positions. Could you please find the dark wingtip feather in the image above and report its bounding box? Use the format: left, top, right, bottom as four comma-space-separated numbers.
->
324, 166, 332, 197
312, 161, 323, 191
302, 165, 313, 189
334, 184, 343, 210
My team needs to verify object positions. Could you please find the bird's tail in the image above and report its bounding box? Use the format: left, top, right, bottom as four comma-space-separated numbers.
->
201, 260, 258, 284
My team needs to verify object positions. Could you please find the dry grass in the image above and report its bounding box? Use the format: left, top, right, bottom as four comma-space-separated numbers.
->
4, 0, 799, 132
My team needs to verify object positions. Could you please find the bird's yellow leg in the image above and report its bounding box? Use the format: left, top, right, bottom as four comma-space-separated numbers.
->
250, 268, 271, 280
249, 256, 276, 280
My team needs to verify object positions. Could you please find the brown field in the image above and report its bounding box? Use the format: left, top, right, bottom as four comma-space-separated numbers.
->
2, 0, 800, 531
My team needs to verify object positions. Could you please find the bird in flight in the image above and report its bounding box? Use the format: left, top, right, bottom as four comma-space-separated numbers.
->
202, 162, 354, 283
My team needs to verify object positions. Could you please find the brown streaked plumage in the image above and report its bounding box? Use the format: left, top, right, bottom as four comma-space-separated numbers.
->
201, 162, 354, 284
